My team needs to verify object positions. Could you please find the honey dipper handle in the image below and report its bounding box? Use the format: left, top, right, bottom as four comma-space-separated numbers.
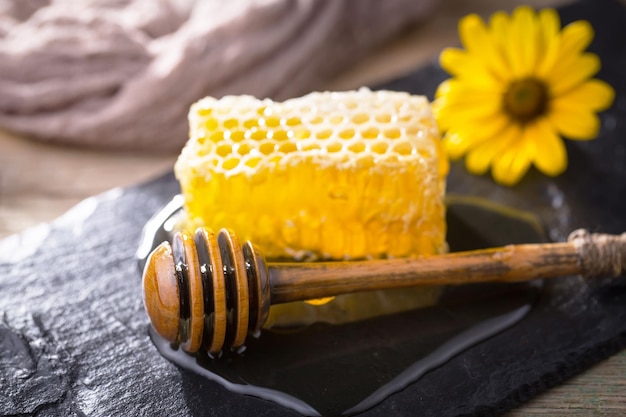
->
267, 229, 626, 304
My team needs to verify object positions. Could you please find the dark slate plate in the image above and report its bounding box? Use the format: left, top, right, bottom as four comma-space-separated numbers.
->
1, 0, 625, 416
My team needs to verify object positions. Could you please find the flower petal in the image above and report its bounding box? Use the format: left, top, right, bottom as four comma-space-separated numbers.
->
459, 14, 488, 52
465, 124, 520, 175
444, 132, 473, 160
435, 102, 501, 132
492, 135, 532, 186
555, 79, 615, 112
439, 48, 469, 76
465, 140, 501, 175
434, 90, 502, 131
538, 8, 560, 38
535, 8, 561, 76
444, 112, 510, 159
489, 11, 510, 39
549, 101, 601, 140
528, 118, 567, 176
437, 78, 503, 104
505, 6, 539, 77
559, 20, 594, 56
493, 152, 531, 186
434, 79, 452, 99
548, 53, 600, 96
543, 20, 597, 93
449, 112, 510, 143
439, 48, 500, 88
459, 14, 509, 78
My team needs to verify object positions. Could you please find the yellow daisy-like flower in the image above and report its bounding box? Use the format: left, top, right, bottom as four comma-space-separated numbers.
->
433, 6, 615, 186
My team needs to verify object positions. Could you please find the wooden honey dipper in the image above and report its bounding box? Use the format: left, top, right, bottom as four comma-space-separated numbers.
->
142, 227, 626, 355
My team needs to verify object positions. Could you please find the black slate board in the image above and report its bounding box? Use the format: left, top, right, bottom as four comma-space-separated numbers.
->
1, 1, 626, 416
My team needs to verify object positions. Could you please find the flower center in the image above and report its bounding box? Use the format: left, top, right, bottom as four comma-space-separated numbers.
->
503, 78, 549, 124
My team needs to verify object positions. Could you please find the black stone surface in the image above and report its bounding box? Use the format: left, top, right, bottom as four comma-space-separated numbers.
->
1, 1, 625, 416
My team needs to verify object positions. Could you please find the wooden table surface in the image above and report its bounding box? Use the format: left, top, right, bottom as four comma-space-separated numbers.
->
1, 1, 624, 415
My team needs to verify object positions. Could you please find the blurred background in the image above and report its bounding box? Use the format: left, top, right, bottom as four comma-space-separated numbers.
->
3, 1, 626, 415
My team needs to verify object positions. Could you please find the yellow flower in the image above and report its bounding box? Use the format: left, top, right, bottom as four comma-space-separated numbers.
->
433, 6, 615, 186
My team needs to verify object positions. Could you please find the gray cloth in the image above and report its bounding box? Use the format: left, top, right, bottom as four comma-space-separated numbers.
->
0, 0, 437, 151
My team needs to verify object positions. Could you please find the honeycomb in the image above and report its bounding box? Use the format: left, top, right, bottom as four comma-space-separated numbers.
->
175, 88, 448, 260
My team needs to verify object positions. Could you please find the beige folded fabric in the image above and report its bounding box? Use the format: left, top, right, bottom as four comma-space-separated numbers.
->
0, 0, 437, 151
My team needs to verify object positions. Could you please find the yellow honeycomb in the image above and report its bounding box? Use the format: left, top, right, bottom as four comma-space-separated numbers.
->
175, 88, 448, 260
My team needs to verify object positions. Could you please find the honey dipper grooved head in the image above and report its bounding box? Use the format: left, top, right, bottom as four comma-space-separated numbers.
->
142, 227, 272, 355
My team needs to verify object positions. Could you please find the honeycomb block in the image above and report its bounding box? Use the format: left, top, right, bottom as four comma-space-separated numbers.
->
175, 88, 448, 260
